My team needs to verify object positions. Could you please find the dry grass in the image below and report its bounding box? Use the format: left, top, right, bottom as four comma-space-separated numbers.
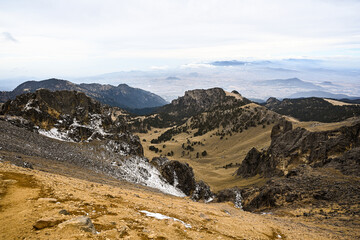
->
139, 124, 275, 191
0, 162, 355, 240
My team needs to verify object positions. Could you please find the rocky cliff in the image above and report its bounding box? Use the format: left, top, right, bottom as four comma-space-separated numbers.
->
237, 119, 360, 178
236, 119, 360, 213
130, 88, 252, 131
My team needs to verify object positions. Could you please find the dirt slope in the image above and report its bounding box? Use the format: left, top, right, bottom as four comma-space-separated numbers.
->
1, 162, 356, 240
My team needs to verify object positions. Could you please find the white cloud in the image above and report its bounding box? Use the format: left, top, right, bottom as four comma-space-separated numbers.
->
0, 0, 359, 78
1, 32, 17, 42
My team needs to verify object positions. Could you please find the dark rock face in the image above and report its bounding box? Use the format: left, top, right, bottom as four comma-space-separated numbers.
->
0, 89, 143, 155
215, 187, 243, 208
236, 119, 360, 213
159, 160, 196, 196
151, 157, 214, 200
191, 181, 214, 202
236, 148, 262, 178
237, 119, 360, 178
242, 165, 360, 212
0, 78, 167, 109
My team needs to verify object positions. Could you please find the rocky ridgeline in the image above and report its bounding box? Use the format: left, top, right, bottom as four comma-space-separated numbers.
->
0, 89, 140, 152
237, 119, 360, 212
264, 97, 360, 122
130, 88, 252, 131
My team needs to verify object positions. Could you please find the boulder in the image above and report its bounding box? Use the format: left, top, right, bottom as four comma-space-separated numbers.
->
58, 216, 96, 234
160, 160, 196, 196
215, 187, 243, 208
33, 218, 64, 230
191, 181, 214, 202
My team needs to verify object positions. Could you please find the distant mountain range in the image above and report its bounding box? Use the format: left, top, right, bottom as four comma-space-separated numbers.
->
288, 90, 355, 99
0, 78, 168, 110
257, 77, 321, 89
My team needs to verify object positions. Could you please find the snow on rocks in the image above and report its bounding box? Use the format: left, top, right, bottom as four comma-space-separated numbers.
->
139, 210, 192, 228
114, 156, 186, 197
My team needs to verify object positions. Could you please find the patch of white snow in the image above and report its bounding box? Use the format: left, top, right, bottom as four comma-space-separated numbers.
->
139, 210, 192, 228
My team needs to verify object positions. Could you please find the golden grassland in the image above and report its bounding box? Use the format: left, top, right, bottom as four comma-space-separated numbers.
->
138, 116, 359, 192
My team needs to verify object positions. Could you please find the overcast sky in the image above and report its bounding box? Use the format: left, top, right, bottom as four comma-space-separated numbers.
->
1, 0, 360, 80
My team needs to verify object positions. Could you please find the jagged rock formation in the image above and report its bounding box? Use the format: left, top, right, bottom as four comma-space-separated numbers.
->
242, 165, 360, 212
0, 89, 140, 153
215, 187, 243, 208
0, 78, 167, 109
237, 119, 360, 178
237, 119, 360, 212
130, 88, 252, 131
151, 157, 214, 201
264, 97, 360, 122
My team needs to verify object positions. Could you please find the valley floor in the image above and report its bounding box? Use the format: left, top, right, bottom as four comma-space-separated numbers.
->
1, 162, 358, 240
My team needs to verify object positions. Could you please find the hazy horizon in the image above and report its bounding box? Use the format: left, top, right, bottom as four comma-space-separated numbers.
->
1, 0, 360, 100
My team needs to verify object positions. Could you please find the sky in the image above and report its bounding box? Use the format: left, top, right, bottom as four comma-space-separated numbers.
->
0, 0, 360, 90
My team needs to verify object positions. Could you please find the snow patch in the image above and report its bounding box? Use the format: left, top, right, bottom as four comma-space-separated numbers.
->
139, 210, 192, 228
38, 128, 74, 142
24, 99, 41, 113
114, 156, 186, 197
234, 190, 243, 209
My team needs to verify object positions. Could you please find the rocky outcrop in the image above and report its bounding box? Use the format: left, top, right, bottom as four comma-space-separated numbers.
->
242, 165, 360, 212
151, 157, 214, 201
159, 160, 196, 196
236, 148, 263, 178
236, 119, 360, 212
215, 187, 243, 208
0, 78, 167, 109
237, 119, 360, 178
160, 88, 251, 119
191, 181, 214, 202
152, 157, 196, 196
0, 89, 142, 155
133, 88, 252, 130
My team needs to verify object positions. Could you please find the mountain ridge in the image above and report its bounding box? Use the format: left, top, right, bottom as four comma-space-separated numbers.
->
0, 78, 168, 110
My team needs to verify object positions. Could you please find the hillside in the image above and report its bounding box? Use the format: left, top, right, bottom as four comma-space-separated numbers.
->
0, 90, 199, 198
2, 162, 356, 239
264, 97, 360, 122
0, 78, 167, 110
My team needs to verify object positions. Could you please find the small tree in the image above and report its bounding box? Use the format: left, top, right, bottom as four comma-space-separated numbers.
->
201, 150, 207, 157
